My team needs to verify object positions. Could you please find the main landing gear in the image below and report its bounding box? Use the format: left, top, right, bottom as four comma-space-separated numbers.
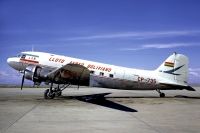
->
44, 83, 70, 99
156, 89, 165, 97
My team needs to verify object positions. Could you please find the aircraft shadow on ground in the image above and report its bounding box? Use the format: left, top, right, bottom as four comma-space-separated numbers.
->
174, 95, 200, 99
104, 95, 200, 99
59, 93, 200, 112
61, 93, 138, 112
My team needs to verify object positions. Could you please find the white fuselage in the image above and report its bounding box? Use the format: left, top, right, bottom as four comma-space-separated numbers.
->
7, 51, 181, 90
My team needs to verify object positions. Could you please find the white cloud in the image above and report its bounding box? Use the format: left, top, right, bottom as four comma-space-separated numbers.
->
65, 30, 200, 40
189, 68, 200, 77
0, 70, 22, 85
0, 71, 9, 76
143, 43, 190, 49
0, 69, 20, 79
120, 43, 197, 51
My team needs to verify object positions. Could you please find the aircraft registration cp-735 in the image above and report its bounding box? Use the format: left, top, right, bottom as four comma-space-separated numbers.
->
7, 51, 195, 99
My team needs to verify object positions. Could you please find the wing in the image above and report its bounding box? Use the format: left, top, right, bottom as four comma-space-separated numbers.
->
47, 64, 90, 86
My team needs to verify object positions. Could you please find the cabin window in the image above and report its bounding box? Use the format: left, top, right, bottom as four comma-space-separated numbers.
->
100, 72, 104, 76
109, 74, 114, 78
90, 71, 94, 74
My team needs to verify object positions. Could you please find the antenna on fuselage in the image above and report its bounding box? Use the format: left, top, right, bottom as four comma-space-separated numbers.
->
32, 45, 34, 51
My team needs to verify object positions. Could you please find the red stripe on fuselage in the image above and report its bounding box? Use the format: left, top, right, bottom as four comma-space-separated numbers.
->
20, 58, 39, 64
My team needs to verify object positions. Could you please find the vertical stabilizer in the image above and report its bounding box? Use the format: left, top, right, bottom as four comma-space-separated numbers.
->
155, 53, 188, 86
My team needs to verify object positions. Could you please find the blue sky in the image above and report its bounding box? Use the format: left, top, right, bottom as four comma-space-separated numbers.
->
0, 0, 200, 84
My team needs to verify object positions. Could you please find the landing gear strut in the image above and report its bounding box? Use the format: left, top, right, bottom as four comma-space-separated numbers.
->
156, 89, 165, 97
44, 83, 70, 99
44, 82, 55, 99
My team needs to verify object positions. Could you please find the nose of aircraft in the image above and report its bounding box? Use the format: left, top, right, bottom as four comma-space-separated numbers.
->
7, 57, 13, 66
7, 57, 12, 65
7, 57, 22, 70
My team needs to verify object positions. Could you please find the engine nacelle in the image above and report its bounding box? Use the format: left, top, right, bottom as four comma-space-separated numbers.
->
24, 65, 49, 82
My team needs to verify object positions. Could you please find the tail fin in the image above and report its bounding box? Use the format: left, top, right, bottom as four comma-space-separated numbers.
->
155, 53, 189, 86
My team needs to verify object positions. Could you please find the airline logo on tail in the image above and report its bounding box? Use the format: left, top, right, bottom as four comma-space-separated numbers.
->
163, 65, 184, 75
164, 62, 174, 67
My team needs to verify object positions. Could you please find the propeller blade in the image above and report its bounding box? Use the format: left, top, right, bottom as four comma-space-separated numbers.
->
21, 71, 25, 90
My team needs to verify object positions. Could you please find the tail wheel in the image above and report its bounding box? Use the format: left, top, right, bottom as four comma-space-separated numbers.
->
156, 89, 165, 98
160, 93, 165, 98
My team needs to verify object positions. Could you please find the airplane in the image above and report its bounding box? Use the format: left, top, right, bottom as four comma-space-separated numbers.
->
7, 51, 195, 99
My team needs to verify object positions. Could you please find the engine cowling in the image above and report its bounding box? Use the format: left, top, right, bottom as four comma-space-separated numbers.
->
24, 65, 49, 82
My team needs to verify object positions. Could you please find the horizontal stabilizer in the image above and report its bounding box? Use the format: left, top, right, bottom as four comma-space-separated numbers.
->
160, 83, 196, 91
185, 86, 196, 91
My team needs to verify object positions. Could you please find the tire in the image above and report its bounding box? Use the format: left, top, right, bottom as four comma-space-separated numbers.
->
44, 89, 55, 99
160, 93, 165, 98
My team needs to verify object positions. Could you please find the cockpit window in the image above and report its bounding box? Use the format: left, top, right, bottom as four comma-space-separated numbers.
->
21, 54, 26, 59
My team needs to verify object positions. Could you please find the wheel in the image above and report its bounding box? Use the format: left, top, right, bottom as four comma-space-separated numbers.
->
160, 93, 165, 98
44, 89, 55, 99
44, 89, 49, 99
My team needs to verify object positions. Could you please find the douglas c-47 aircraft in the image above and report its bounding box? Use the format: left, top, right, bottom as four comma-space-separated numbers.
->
7, 51, 195, 99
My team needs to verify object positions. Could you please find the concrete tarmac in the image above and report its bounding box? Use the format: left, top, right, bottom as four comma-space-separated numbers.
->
0, 87, 200, 133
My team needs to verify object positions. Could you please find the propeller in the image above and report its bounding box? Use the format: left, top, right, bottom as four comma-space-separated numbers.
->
21, 70, 25, 90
